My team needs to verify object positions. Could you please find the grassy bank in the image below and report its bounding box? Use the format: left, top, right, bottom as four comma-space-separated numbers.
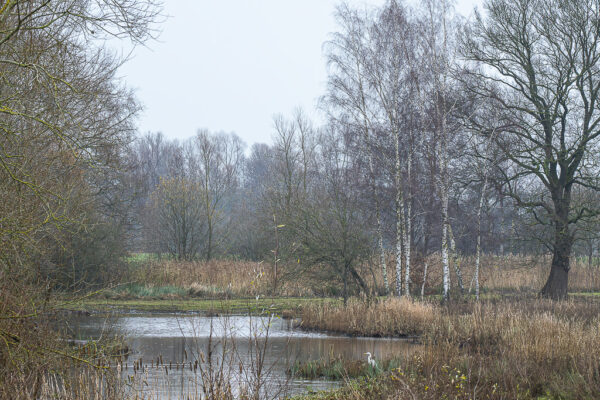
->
65, 296, 339, 315
295, 297, 600, 399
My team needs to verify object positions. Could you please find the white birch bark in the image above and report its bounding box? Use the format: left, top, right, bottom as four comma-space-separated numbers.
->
403, 150, 412, 297
395, 136, 404, 297
441, 181, 450, 302
474, 175, 488, 300
432, 0, 451, 303
376, 202, 390, 294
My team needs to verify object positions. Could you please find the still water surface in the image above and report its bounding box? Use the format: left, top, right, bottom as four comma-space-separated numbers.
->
68, 313, 417, 398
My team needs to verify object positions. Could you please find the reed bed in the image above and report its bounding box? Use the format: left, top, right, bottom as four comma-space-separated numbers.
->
300, 297, 436, 337
120, 259, 321, 298
297, 297, 600, 399
117, 254, 600, 301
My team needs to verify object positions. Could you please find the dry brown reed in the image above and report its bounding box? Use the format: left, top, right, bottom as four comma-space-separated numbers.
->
384, 253, 600, 295
298, 297, 600, 399
124, 259, 320, 298
124, 253, 600, 301
300, 297, 436, 337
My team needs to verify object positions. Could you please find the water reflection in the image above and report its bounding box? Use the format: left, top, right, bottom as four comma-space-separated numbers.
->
67, 313, 419, 398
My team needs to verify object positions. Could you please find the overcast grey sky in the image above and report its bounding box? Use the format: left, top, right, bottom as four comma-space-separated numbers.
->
119, 0, 482, 145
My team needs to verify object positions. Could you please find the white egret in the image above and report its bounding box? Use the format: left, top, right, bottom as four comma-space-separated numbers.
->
364, 352, 377, 368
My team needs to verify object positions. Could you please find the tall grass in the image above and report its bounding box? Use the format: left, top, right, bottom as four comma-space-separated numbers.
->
298, 297, 600, 399
300, 297, 435, 337
118, 253, 600, 301
122, 259, 282, 298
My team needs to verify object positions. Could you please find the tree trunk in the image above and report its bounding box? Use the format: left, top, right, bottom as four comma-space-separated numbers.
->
349, 264, 369, 296
541, 205, 572, 300
206, 218, 213, 262
474, 212, 482, 300
474, 162, 490, 300
441, 182, 450, 302
366, 139, 388, 294
449, 225, 464, 294
404, 151, 412, 297
540, 253, 569, 300
421, 262, 428, 300
374, 184, 389, 295
273, 214, 279, 293
395, 132, 404, 297
343, 266, 349, 306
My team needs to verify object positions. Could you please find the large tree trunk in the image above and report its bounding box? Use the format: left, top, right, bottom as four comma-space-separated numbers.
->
541, 201, 572, 300
541, 249, 570, 300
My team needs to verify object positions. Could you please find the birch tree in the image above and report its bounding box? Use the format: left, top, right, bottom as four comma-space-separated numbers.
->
422, 0, 458, 302
368, 1, 415, 297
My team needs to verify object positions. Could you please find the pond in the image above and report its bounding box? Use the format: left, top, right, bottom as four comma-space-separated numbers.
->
66, 313, 418, 399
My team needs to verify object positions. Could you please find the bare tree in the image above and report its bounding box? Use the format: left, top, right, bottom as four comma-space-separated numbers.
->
151, 176, 205, 260
288, 123, 371, 304
421, 0, 460, 302
192, 130, 244, 261
324, 4, 391, 294
0, 0, 162, 396
462, 0, 600, 299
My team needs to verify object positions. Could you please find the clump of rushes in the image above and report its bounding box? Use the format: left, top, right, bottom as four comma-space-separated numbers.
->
288, 357, 404, 380
296, 297, 600, 399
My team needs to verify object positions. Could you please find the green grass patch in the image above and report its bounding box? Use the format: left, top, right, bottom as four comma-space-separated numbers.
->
63, 296, 340, 315
291, 375, 392, 400
289, 357, 403, 380
570, 291, 600, 297
123, 252, 161, 263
